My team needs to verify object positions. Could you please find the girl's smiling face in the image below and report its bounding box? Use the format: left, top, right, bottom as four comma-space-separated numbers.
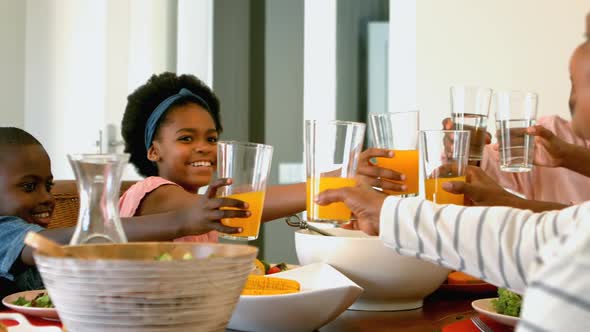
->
148, 102, 219, 192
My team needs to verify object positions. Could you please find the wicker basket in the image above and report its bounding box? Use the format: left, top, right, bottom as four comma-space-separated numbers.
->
34, 242, 258, 332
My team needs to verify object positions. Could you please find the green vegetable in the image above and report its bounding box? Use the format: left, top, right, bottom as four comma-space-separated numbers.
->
13, 297, 30, 306
492, 288, 522, 317
33, 293, 52, 308
13, 293, 54, 308
155, 253, 173, 261
260, 259, 270, 273
275, 263, 288, 272
155, 252, 194, 261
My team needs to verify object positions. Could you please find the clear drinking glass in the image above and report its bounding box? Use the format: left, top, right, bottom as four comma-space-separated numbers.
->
369, 111, 419, 197
450, 86, 492, 161
217, 141, 273, 241
68, 154, 129, 245
420, 130, 470, 205
305, 120, 366, 224
494, 91, 538, 172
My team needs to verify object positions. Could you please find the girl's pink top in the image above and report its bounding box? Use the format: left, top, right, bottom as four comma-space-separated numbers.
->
481, 115, 590, 205
118, 176, 218, 242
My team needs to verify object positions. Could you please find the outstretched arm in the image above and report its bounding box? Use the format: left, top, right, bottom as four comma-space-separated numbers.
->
21, 179, 249, 266
316, 186, 585, 294
442, 166, 568, 212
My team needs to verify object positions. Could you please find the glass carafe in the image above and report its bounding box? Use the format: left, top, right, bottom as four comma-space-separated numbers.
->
68, 154, 129, 245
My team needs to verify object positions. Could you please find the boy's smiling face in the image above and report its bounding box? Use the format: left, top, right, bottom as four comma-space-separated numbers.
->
0, 144, 55, 226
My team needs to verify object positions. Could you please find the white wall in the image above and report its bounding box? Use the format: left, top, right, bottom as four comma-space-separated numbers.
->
25, 0, 107, 179
415, 0, 588, 131
21, 0, 187, 179
303, 0, 337, 122
0, 0, 26, 127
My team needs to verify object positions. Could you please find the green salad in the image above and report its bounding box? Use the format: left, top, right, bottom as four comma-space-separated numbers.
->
13, 292, 54, 308
154, 252, 194, 261
491, 288, 522, 317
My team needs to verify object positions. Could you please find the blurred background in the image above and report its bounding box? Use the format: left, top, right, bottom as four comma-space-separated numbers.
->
1, 0, 587, 262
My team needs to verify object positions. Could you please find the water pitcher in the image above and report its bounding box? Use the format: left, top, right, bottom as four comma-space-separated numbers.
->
68, 154, 129, 245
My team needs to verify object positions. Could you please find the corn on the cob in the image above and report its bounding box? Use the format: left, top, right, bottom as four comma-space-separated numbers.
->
241, 289, 300, 296
241, 275, 300, 296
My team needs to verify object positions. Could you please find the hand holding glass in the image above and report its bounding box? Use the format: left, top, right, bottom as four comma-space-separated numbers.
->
369, 111, 419, 196
421, 130, 470, 205
217, 141, 273, 241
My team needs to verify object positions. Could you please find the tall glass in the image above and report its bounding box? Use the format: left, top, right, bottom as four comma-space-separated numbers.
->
217, 141, 273, 241
450, 86, 492, 161
68, 154, 129, 245
369, 111, 419, 197
421, 130, 470, 205
494, 91, 538, 172
305, 120, 365, 224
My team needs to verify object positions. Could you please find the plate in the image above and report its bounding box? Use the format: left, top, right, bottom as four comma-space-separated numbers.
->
471, 298, 520, 327
2, 290, 59, 321
227, 263, 363, 332
0, 313, 61, 331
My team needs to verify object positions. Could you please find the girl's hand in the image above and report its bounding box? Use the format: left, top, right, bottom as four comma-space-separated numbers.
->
315, 184, 386, 236
356, 148, 407, 192
180, 178, 250, 235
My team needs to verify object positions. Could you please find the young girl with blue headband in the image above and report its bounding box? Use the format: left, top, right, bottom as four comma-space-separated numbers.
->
119, 72, 407, 242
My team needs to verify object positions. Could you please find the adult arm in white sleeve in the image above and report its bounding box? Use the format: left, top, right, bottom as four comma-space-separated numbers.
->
378, 196, 585, 294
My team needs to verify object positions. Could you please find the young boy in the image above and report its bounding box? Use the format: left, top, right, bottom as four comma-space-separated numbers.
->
0, 127, 248, 299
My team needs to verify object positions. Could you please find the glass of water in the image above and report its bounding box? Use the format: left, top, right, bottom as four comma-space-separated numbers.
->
494, 90, 539, 172
450, 86, 492, 161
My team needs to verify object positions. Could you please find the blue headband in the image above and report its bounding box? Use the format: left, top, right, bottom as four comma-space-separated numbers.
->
144, 88, 211, 150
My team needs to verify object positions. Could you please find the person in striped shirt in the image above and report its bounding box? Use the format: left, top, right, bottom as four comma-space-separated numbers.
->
315, 186, 590, 331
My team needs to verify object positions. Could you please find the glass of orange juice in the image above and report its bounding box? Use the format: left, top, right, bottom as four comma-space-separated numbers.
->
420, 130, 470, 205
305, 120, 365, 224
369, 111, 419, 197
217, 141, 273, 241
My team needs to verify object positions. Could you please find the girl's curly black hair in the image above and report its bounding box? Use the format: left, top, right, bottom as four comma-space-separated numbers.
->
121, 72, 222, 177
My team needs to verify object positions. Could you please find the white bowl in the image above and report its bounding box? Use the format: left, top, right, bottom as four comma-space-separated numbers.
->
295, 229, 450, 311
228, 263, 363, 332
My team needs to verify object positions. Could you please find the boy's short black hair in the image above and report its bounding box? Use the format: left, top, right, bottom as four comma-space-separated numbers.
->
0, 127, 41, 147
121, 72, 222, 177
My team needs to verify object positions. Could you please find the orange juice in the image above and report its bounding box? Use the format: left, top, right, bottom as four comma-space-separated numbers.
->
424, 176, 465, 205
220, 191, 265, 239
375, 149, 419, 196
306, 177, 356, 222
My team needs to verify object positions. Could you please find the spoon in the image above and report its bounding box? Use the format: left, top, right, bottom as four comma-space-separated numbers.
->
285, 215, 333, 236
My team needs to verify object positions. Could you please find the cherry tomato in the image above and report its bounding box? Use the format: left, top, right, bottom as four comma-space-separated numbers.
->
267, 266, 281, 274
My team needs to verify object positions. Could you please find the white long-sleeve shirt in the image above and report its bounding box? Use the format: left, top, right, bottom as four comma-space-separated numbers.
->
379, 196, 590, 332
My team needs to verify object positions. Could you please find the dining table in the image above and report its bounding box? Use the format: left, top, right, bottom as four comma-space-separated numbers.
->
318, 289, 513, 332
2, 289, 514, 332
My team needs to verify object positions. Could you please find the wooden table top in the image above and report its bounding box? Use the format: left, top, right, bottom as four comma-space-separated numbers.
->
318, 290, 492, 332
1, 289, 495, 332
